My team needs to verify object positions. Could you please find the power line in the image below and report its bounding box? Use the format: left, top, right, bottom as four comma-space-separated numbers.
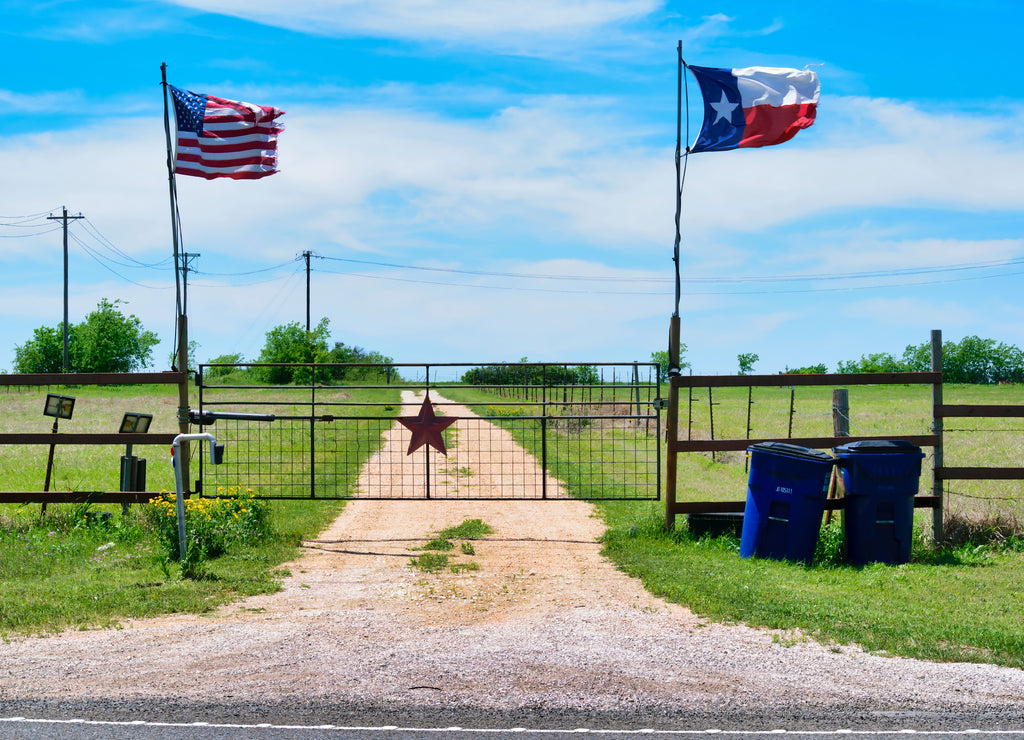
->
311, 266, 671, 294
68, 231, 171, 290
77, 218, 174, 269
315, 252, 1024, 287
192, 257, 301, 278
310, 261, 1024, 297
315, 254, 666, 283
0, 225, 62, 238
0, 208, 62, 222
68, 230, 171, 273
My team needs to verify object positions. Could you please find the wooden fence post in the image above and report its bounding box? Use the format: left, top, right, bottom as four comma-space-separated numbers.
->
832, 388, 850, 437
826, 388, 850, 524
745, 386, 753, 473
708, 386, 716, 463
931, 329, 944, 542
788, 386, 795, 438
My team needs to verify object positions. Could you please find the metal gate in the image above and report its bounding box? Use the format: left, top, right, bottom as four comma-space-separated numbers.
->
193, 362, 661, 501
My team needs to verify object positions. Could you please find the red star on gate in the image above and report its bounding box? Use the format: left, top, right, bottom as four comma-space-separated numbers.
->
397, 395, 458, 456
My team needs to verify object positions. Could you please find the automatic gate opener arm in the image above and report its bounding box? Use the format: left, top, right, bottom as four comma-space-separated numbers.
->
171, 432, 225, 565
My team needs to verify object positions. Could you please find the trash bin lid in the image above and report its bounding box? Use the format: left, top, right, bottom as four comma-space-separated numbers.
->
834, 439, 922, 454
747, 441, 834, 462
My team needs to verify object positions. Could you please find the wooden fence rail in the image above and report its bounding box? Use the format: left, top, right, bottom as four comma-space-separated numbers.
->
0, 371, 187, 504
665, 369, 943, 530
665, 329, 1024, 540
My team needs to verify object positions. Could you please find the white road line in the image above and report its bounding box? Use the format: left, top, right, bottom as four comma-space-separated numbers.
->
3, 717, 1024, 735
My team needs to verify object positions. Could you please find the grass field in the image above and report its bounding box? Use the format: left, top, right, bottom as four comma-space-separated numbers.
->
1, 380, 1022, 669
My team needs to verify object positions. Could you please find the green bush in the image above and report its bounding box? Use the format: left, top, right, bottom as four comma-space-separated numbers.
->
147, 486, 271, 562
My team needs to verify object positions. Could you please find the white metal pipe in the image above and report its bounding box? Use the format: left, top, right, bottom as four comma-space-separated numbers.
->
171, 433, 220, 564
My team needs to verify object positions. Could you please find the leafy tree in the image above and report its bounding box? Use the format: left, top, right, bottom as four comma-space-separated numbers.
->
461, 362, 600, 387
327, 342, 395, 383
205, 352, 246, 380
13, 326, 64, 373
838, 336, 1024, 383
783, 363, 828, 374
13, 298, 159, 373
901, 336, 1024, 384
836, 352, 907, 374
256, 318, 331, 384
651, 345, 689, 383
737, 352, 759, 375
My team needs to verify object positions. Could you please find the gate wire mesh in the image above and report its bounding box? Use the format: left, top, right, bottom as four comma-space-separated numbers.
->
195, 362, 661, 501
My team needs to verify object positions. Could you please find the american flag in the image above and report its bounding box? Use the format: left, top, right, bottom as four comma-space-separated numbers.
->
169, 85, 285, 180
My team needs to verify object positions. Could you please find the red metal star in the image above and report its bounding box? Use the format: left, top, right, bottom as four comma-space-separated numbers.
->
397, 395, 458, 456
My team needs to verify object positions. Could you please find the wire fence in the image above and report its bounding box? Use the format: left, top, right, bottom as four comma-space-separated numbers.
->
196, 362, 661, 501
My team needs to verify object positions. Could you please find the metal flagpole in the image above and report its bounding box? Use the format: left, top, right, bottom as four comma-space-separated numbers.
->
669, 41, 689, 378
665, 42, 687, 531
161, 63, 193, 499
160, 63, 184, 320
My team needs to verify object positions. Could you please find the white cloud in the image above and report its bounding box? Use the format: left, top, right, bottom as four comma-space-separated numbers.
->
164, 0, 660, 52
802, 237, 1024, 274
0, 89, 84, 114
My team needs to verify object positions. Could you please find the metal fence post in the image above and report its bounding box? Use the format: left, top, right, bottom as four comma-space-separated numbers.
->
310, 374, 317, 499
931, 329, 944, 542
541, 365, 548, 500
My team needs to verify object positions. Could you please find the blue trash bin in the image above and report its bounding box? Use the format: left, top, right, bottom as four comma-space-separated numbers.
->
740, 442, 835, 564
834, 440, 924, 566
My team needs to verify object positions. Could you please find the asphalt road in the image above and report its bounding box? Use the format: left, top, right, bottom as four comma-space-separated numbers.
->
3, 700, 1024, 740
4, 717, 1024, 740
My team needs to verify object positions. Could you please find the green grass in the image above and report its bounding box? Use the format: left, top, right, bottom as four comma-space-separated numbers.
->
437, 518, 493, 540
409, 552, 451, 573
409, 518, 493, 573
598, 501, 1024, 668
0, 498, 341, 636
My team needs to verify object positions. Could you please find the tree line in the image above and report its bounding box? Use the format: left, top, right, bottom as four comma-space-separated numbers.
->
461, 360, 599, 387
834, 335, 1024, 384
651, 335, 1024, 384
10, 301, 393, 384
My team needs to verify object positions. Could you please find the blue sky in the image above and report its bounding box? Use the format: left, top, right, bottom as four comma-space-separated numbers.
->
2, 0, 1023, 375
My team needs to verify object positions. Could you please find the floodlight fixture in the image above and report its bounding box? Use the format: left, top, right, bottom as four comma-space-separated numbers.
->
119, 412, 153, 434
43, 394, 75, 420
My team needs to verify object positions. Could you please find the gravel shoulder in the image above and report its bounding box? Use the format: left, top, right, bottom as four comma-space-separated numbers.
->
2, 392, 1023, 729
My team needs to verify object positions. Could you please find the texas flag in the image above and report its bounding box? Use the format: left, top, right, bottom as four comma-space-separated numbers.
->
688, 65, 819, 153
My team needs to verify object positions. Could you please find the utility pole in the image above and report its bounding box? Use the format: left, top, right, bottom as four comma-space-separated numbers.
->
47, 206, 84, 373
181, 252, 200, 317
302, 250, 312, 332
